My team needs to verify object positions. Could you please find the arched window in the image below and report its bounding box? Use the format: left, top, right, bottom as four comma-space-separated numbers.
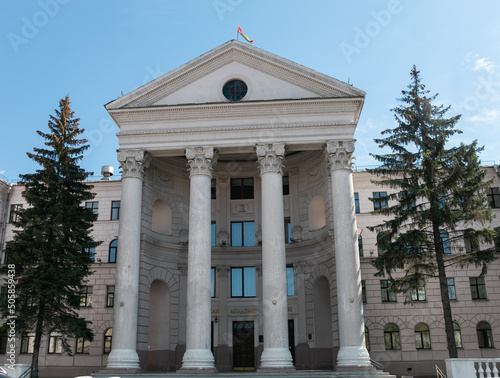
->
358, 235, 363, 258
365, 326, 370, 351
477, 321, 494, 348
103, 328, 112, 354
453, 322, 462, 348
415, 323, 431, 349
384, 323, 400, 350
152, 200, 172, 235
308, 195, 326, 231
109, 240, 117, 263
440, 230, 451, 254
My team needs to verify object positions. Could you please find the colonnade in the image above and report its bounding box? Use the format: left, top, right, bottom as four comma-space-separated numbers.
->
106, 141, 371, 372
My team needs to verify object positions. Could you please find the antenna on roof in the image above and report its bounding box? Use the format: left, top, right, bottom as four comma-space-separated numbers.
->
121, 91, 123, 96
347, 77, 351, 85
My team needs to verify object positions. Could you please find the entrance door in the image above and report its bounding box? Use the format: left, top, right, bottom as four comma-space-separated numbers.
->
288, 319, 295, 364
233, 321, 255, 371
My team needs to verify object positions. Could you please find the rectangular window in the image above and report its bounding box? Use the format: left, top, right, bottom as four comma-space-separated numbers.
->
21, 333, 35, 354
282, 176, 290, 195
80, 286, 93, 307
231, 267, 256, 297
362, 280, 367, 303
9, 204, 22, 223
83, 243, 96, 263
211, 222, 216, 247
211, 268, 216, 298
447, 278, 457, 300
85, 201, 99, 215
76, 337, 90, 354
411, 285, 426, 301
373, 192, 388, 210
381, 280, 396, 302
354, 193, 360, 213
111, 201, 121, 220
106, 286, 115, 307
211, 179, 216, 200
231, 178, 254, 199
470, 277, 487, 299
286, 266, 294, 296
0, 287, 6, 305
231, 221, 255, 246
399, 191, 416, 210
284, 219, 291, 244
487, 187, 500, 208
48, 333, 63, 354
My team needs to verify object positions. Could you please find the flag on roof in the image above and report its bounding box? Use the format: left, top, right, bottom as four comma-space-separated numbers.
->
237, 25, 253, 43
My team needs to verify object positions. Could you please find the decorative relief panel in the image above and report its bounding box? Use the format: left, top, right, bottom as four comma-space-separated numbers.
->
230, 201, 254, 217
153, 167, 174, 190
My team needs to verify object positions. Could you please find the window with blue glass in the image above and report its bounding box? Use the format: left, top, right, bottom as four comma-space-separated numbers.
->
231, 267, 256, 297
211, 222, 216, 247
109, 239, 118, 263
286, 266, 294, 296
440, 230, 451, 254
285, 219, 291, 244
354, 193, 360, 213
211, 268, 215, 298
231, 221, 255, 246
373, 192, 388, 210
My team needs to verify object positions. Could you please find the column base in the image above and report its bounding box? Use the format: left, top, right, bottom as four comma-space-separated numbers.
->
106, 348, 140, 369
258, 347, 295, 371
178, 348, 215, 372
336, 346, 372, 369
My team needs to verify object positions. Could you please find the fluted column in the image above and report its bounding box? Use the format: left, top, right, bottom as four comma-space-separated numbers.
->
107, 149, 150, 370
179, 147, 217, 372
256, 143, 295, 372
325, 140, 371, 369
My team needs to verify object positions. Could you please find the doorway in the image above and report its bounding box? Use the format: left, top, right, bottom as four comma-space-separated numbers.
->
233, 321, 255, 371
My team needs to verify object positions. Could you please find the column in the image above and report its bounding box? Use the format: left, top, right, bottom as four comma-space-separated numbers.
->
179, 146, 217, 372
107, 149, 150, 370
325, 140, 372, 369
256, 143, 295, 371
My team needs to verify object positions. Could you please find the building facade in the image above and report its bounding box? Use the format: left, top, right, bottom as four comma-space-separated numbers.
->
1, 41, 499, 377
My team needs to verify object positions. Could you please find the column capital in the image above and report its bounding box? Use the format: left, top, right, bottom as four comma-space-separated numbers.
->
117, 149, 151, 179
216, 265, 230, 277
185, 147, 217, 177
325, 140, 355, 172
256, 143, 286, 175
178, 263, 188, 276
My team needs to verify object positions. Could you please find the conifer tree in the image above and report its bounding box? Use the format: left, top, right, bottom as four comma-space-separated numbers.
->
369, 66, 496, 359
1, 96, 96, 377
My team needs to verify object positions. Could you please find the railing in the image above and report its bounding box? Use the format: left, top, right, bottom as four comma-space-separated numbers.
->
434, 364, 447, 378
370, 358, 384, 370
18, 366, 32, 378
446, 358, 500, 378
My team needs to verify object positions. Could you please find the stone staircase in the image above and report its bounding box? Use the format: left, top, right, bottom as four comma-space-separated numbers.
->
91, 370, 397, 378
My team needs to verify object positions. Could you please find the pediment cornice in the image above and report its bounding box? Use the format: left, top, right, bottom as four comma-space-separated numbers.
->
105, 40, 365, 110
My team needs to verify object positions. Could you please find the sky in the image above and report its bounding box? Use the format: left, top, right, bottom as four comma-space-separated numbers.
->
1, 0, 500, 182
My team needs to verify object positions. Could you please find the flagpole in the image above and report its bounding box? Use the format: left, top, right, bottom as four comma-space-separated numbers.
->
236, 25, 239, 41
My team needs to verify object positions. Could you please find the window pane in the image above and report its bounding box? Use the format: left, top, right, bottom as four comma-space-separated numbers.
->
286, 267, 294, 296
243, 222, 255, 246
211, 268, 215, 298
231, 268, 243, 297
243, 267, 256, 297
231, 223, 243, 246
211, 223, 216, 247
447, 278, 456, 300
243, 178, 254, 199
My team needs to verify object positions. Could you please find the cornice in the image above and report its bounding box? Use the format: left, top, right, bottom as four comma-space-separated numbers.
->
110, 97, 364, 126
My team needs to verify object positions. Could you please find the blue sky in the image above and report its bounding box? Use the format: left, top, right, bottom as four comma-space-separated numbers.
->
1, 0, 500, 181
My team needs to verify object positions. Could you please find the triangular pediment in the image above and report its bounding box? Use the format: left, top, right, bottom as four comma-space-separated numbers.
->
106, 40, 364, 110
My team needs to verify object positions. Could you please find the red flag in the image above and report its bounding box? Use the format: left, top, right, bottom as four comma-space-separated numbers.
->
238, 25, 253, 43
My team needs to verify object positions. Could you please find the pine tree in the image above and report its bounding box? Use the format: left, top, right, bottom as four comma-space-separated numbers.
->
1, 96, 96, 377
368, 66, 496, 359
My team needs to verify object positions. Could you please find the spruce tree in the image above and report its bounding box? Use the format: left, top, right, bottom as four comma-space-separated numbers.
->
1, 96, 96, 377
369, 66, 496, 359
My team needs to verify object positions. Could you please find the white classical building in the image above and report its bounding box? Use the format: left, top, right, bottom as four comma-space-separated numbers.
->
1, 41, 500, 378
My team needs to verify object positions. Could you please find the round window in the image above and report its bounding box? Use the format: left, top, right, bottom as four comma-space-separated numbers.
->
222, 79, 248, 101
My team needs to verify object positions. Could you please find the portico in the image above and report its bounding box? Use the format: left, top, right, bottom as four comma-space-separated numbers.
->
103, 40, 371, 373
